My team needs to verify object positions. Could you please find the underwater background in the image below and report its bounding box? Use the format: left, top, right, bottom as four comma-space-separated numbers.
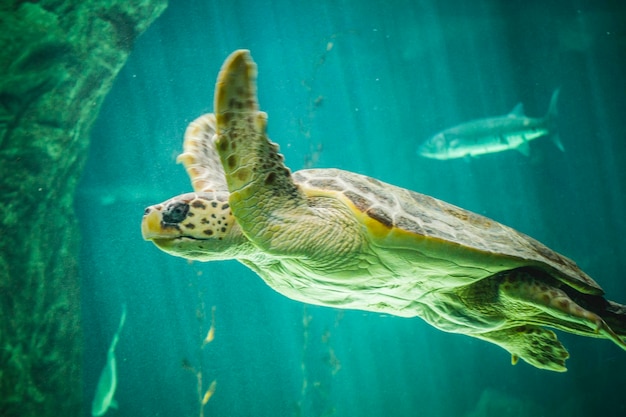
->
76, 0, 626, 416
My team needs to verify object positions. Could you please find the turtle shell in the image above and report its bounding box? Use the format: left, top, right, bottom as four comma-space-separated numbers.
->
292, 168, 602, 295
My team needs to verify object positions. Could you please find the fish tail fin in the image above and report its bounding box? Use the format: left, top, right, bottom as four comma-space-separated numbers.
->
546, 88, 560, 121
119, 303, 127, 333
551, 133, 564, 152
545, 88, 564, 152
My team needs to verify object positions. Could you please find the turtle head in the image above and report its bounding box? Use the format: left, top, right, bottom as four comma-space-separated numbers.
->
142, 191, 251, 261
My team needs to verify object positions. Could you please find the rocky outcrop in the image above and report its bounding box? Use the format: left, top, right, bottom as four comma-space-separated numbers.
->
0, 1, 166, 415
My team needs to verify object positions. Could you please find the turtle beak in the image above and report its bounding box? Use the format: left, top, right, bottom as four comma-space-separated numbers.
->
141, 206, 171, 240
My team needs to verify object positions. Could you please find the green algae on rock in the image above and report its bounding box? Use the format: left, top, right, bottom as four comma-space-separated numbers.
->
0, 1, 167, 415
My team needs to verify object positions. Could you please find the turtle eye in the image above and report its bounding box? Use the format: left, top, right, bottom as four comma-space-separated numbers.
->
163, 201, 190, 224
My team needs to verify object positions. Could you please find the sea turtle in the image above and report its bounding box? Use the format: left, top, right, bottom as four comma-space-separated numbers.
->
142, 50, 626, 371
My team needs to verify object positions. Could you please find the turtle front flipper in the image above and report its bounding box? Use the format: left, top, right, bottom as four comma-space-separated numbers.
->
177, 113, 228, 192
474, 325, 570, 372
213, 50, 361, 258
214, 50, 295, 199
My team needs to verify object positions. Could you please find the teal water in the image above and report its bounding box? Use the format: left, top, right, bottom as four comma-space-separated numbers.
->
77, 0, 626, 416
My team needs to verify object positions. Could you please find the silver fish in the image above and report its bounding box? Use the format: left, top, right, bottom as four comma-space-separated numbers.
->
418, 89, 563, 160
91, 304, 127, 416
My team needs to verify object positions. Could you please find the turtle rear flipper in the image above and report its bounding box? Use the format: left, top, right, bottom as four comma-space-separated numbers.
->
499, 269, 626, 351
475, 325, 569, 372
560, 291, 626, 338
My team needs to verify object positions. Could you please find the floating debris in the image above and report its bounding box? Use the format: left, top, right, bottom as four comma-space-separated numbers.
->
201, 379, 217, 405
202, 306, 216, 348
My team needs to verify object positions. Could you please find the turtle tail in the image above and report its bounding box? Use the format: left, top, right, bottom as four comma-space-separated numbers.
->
500, 269, 626, 350
601, 300, 626, 337
567, 290, 626, 348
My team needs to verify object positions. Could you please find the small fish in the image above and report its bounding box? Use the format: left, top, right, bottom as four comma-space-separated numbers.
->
201, 379, 217, 405
418, 89, 563, 160
91, 305, 127, 417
